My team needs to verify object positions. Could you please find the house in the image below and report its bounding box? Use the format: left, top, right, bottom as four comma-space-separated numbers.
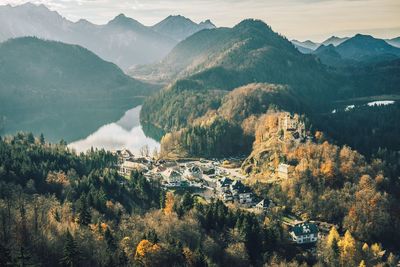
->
183, 166, 202, 180
119, 161, 148, 176
255, 199, 273, 211
162, 169, 182, 184
115, 149, 134, 162
289, 222, 318, 244
230, 180, 245, 196
222, 191, 234, 202
217, 177, 233, 192
238, 191, 253, 205
202, 165, 216, 177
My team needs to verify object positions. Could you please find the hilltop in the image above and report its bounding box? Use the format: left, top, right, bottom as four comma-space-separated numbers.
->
140, 19, 335, 135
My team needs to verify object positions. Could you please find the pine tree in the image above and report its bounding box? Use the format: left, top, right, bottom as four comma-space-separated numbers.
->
181, 193, 194, 212
159, 191, 165, 210
16, 246, 34, 267
0, 243, 12, 267
61, 231, 80, 267
76, 194, 91, 226
27, 133, 35, 144
39, 134, 45, 145
104, 228, 117, 252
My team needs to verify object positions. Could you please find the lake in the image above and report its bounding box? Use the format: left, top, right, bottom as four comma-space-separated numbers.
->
68, 106, 161, 154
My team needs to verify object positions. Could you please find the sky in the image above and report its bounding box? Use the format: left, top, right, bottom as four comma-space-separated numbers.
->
2, 0, 400, 42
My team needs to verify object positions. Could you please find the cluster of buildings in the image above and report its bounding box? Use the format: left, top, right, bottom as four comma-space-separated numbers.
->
115, 149, 320, 246
216, 177, 274, 211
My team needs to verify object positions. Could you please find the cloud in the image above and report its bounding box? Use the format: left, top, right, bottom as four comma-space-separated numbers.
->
2, 0, 400, 41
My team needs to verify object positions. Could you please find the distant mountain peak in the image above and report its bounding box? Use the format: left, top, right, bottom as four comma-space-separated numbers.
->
107, 13, 145, 29
152, 15, 216, 41
199, 19, 216, 28
322, 36, 349, 46
234, 19, 272, 32
75, 19, 93, 25
18, 2, 49, 11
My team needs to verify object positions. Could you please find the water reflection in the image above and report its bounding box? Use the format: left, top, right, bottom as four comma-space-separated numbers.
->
68, 106, 160, 154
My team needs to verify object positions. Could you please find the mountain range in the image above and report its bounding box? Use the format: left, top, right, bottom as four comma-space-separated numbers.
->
0, 3, 215, 69
0, 37, 158, 142
139, 19, 337, 132
292, 35, 399, 55
313, 34, 400, 66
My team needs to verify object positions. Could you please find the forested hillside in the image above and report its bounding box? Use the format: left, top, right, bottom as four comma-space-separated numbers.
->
140, 20, 337, 137
0, 132, 398, 266
0, 133, 295, 266
0, 37, 159, 142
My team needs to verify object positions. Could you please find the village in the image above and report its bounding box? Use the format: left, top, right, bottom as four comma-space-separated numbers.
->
112, 114, 328, 247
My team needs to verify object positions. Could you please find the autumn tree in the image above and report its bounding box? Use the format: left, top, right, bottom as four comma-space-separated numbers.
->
164, 192, 175, 216
344, 175, 390, 241
135, 239, 162, 267
323, 227, 340, 266
338, 230, 357, 266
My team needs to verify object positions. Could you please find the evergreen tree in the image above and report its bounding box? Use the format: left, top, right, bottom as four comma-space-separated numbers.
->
181, 193, 194, 212
0, 244, 12, 267
39, 134, 45, 145
60, 231, 80, 267
104, 228, 117, 252
159, 191, 165, 210
76, 194, 91, 226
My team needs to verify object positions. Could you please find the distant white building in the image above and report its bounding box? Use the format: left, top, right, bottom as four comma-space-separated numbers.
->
289, 222, 319, 244
162, 169, 182, 184
119, 161, 148, 176
222, 191, 234, 202
255, 199, 273, 211
277, 163, 294, 179
238, 192, 253, 204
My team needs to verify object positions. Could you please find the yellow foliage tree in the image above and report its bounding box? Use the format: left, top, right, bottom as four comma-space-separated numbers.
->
326, 227, 340, 247
359, 260, 366, 267
183, 247, 196, 267
135, 239, 162, 267
370, 243, 382, 258
338, 230, 357, 265
164, 192, 175, 215
362, 243, 369, 252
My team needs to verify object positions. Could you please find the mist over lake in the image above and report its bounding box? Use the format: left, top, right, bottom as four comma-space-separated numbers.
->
68, 106, 160, 154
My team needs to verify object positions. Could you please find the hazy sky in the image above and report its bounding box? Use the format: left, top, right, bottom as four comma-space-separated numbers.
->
3, 0, 400, 41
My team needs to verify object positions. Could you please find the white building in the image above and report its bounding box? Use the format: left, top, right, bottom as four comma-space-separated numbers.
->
277, 163, 293, 179
119, 161, 148, 176
238, 192, 253, 204
255, 199, 273, 211
289, 222, 319, 244
163, 169, 182, 184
